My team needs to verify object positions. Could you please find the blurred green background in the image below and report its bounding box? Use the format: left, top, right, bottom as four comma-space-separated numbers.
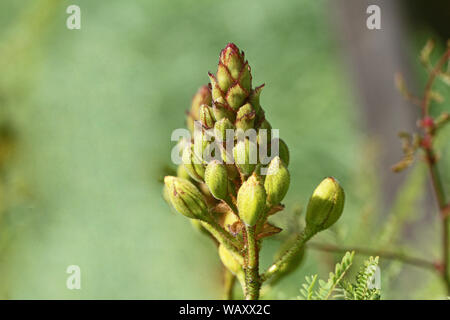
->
0, 0, 448, 299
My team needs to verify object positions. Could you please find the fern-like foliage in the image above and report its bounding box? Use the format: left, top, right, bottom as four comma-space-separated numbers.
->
299, 252, 381, 300
298, 251, 354, 300
337, 256, 381, 300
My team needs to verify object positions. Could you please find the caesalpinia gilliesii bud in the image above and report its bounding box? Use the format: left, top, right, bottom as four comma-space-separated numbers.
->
237, 173, 266, 226
205, 160, 228, 200
164, 176, 209, 221
233, 138, 257, 176
305, 177, 345, 235
187, 85, 212, 133
264, 156, 290, 207
182, 144, 205, 182
199, 104, 215, 129
219, 244, 244, 276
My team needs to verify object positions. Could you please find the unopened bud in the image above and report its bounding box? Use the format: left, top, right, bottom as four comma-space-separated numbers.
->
219, 43, 245, 79
248, 84, 264, 116
257, 119, 272, 145
264, 157, 290, 206
177, 164, 191, 180
199, 104, 215, 129
182, 145, 205, 182
218, 244, 243, 276
205, 160, 228, 200
236, 103, 256, 131
187, 85, 212, 132
305, 177, 345, 235
214, 118, 235, 142
164, 176, 209, 220
233, 138, 257, 176
237, 173, 267, 226
278, 138, 290, 167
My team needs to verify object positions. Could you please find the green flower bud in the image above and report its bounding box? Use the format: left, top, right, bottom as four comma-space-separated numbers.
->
182, 145, 205, 182
199, 104, 215, 129
187, 85, 212, 133
226, 83, 247, 110
257, 119, 272, 145
278, 138, 290, 167
214, 118, 235, 142
305, 177, 345, 235
219, 43, 245, 80
205, 160, 228, 200
212, 98, 235, 122
248, 84, 264, 115
164, 176, 209, 220
237, 173, 267, 226
233, 138, 257, 176
162, 184, 174, 212
218, 244, 243, 276
176, 164, 191, 180
264, 157, 290, 206
208, 43, 252, 117
235, 103, 256, 131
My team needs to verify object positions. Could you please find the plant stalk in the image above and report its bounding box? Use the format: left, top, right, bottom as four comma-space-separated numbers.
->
201, 220, 243, 257
244, 225, 260, 300
261, 230, 314, 282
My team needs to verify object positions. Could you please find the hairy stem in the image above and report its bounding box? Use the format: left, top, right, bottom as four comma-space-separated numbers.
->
261, 230, 314, 282
201, 220, 243, 257
244, 225, 260, 300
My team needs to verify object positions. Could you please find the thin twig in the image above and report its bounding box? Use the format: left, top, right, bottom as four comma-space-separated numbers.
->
419, 48, 450, 294
308, 242, 438, 272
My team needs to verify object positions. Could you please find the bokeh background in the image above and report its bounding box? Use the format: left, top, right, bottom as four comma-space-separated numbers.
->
0, 0, 449, 299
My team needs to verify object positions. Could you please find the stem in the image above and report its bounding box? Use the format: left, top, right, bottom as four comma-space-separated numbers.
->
425, 149, 450, 293
201, 220, 243, 258
308, 242, 437, 272
418, 47, 450, 294
244, 225, 260, 300
222, 269, 236, 300
261, 230, 314, 282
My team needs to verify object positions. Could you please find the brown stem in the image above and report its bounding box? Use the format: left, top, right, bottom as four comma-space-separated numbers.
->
308, 242, 438, 272
419, 47, 450, 294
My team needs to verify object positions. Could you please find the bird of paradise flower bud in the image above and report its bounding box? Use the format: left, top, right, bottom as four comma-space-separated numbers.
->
237, 173, 267, 226
218, 244, 244, 276
208, 43, 252, 112
233, 138, 257, 176
176, 164, 191, 180
257, 119, 272, 145
182, 144, 205, 182
264, 156, 290, 206
187, 85, 212, 133
205, 160, 228, 200
164, 176, 209, 220
277, 138, 290, 167
236, 103, 256, 131
305, 177, 345, 235
214, 118, 235, 143
199, 104, 215, 129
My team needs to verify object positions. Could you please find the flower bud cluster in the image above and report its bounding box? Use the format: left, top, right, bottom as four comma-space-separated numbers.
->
165, 43, 291, 228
